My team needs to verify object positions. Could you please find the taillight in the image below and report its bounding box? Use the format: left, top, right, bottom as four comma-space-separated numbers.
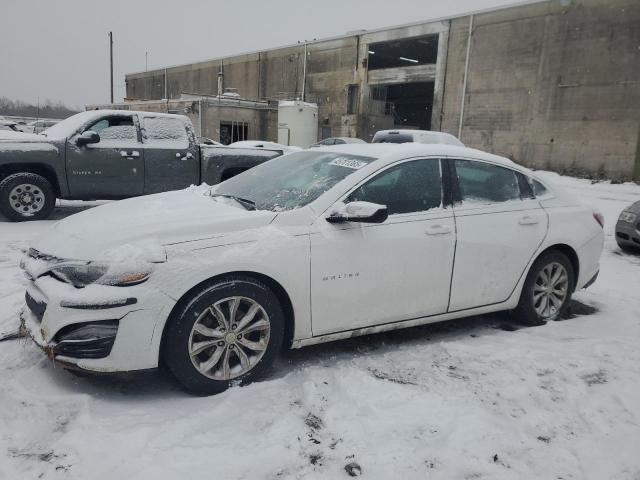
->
593, 212, 604, 228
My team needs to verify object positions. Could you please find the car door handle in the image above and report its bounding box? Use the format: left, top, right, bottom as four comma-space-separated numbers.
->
176, 152, 194, 160
425, 224, 451, 235
120, 150, 140, 158
519, 215, 539, 225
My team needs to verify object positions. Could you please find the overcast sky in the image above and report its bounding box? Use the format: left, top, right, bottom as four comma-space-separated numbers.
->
1, 0, 528, 108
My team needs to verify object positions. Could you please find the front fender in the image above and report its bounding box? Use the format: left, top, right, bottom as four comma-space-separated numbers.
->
157, 229, 312, 340
0, 139, 68, 196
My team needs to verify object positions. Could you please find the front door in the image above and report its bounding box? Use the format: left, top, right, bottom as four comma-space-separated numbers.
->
66, 114, 144, 199
310, 158, 456, 336
448, 158, 548, 311
141, 115, 199, 194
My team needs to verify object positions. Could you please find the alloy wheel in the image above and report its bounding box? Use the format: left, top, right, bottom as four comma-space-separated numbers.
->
188, 296, 271, 380
533, 262, 569, 319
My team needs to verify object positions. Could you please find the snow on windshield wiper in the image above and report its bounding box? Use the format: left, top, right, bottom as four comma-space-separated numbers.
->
211, 194, 256, 210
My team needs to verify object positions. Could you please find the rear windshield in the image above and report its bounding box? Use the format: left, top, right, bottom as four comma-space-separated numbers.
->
372, 133, 414, 144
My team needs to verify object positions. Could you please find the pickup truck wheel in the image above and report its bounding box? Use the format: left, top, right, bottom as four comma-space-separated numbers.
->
162, 275, 285, 395
0, 173, 56, 221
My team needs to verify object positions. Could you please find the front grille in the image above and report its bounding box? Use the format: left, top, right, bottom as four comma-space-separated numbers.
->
25, 291, 47, 322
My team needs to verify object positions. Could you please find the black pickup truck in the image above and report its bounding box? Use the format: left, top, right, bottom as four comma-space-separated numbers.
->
0, 110, 284, 221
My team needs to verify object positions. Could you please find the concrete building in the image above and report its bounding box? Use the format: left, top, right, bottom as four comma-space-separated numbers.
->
124, 0, 640, 180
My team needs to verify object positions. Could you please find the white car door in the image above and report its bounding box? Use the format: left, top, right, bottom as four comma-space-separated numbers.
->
310, 158, 456, 336
448, 158, 548, 311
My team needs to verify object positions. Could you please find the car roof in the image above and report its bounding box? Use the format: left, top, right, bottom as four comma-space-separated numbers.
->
312, 142, 519, 169
332, 137, 365, 142
373, 129, 464, 147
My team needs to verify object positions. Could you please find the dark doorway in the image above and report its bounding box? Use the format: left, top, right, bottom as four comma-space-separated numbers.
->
383, 81, 435, 130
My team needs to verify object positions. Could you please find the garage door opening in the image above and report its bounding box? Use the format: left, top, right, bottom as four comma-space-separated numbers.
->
371, 82, 435, 130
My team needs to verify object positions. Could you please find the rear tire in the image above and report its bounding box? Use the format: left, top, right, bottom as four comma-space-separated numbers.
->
162, 275, 284, 395
0, 172, 56, 221
513, 250, 575, 326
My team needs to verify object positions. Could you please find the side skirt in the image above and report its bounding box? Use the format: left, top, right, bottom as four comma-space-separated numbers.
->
291, 301, 515, 349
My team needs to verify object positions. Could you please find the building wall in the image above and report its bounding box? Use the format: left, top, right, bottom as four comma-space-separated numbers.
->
441, 0, 640, 180
125, 0, 640, 180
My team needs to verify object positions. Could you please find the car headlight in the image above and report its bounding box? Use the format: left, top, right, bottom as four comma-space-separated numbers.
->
619, 210, 636, 223
49, 261, 153, 288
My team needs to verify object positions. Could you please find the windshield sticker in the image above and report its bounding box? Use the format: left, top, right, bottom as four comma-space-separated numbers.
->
329, 158, 368, 170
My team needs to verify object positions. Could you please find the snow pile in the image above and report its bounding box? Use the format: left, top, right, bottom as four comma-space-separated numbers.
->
0, 174, 639, 479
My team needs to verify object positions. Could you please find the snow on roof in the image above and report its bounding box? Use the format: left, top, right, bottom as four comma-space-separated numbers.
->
373, 129, 465, 147
278, 100, 318, 109
314, 143, 518, 169
42, 110, 190, 139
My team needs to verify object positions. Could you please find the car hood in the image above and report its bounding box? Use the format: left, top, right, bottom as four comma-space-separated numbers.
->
0, 131, 47, 142
30, 190, 278, 261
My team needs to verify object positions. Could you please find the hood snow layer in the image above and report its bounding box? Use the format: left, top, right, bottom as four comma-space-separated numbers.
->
31, 190, 276, 261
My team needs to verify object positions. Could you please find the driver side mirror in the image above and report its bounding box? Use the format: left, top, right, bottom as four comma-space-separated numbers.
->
76, 130, 100, 146
326, 201, 388, 224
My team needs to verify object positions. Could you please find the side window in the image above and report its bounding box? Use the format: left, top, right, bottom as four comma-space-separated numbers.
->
530, 178, 548, 197
348, 159, 442, 215
454, 160, 522, 205
142, 117, 189, 147
86, 116, 137, 141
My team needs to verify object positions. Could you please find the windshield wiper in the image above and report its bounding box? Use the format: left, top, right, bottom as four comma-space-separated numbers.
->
211, 194, 256, 211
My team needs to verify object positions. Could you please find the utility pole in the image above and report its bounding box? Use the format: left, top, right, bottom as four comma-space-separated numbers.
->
109, 31, 114, 104
145, 51, 148, 72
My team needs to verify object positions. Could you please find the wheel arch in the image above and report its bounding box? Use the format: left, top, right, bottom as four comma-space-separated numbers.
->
159, 271, 296, 360
0, 163, 62, 197
533, 243, 580, 290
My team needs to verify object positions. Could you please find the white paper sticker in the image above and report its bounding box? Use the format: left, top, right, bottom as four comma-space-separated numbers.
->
329, 158, 368, 170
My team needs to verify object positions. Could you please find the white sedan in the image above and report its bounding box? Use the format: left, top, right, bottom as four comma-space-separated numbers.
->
20, 143, 604, 395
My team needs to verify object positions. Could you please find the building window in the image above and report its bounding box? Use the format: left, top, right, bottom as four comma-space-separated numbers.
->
367, 34, 439, 70
220, 121, 249, 145
347, 85, 359, 115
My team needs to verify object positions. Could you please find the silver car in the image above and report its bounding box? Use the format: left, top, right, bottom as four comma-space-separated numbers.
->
616, 201, 640, 252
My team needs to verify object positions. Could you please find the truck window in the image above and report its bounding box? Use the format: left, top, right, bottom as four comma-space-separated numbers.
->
142, 117, 189, 148
86, 116, 137, 141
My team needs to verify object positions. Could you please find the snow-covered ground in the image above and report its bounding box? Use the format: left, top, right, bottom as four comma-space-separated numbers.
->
1, 175, 639, 480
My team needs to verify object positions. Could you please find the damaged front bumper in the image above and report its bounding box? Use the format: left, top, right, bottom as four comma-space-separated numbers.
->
20, 275, 175, 373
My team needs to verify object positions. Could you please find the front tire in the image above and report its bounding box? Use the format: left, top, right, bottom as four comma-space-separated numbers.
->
0, 172, 56, 221
162, 275, 285, 395
616, 240, 637, 253
513, 251, 575, 326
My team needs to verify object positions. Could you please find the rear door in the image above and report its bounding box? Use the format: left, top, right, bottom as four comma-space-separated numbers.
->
447, 158, 548, 311
140, 115, 199, 194
66, 113, 144, 198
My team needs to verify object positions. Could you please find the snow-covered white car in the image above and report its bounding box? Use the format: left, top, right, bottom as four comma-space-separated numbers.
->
372, 129, 464, 146
310, 137, 367, 147
228, 140, 301, 153
20, 143, 604, 395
